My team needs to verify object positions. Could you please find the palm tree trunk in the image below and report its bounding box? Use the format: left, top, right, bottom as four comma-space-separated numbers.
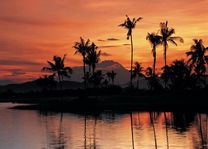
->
153, 46, 156, 75
130, 112, 135, 149
130, 34, 134, 88
58, 74, 62, 90
164, 43, 167, 67
83, 56, 86, 89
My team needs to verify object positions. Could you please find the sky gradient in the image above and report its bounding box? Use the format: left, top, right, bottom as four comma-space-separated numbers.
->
0, 0, 208, 84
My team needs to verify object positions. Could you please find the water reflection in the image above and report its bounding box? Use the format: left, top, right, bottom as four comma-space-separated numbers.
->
0, 103, 208, 149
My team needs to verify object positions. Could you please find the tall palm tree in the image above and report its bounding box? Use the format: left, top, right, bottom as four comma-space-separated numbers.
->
85, 42, 101, 74
106, 70, 117, 85
146, 32, 162, 75
42, 55, 72, 89
159, 21, 184, 67
119, 15, 142, 87
74, 37, 91, 88
132, 62, 144, 89
186, 39, 208, 77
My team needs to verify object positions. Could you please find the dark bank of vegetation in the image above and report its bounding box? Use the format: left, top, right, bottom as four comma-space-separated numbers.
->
1, 15, 208, 111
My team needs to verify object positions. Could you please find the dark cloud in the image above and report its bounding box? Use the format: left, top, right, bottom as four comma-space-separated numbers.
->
99, 45, 119, 48
97, 38, 120, 42
97, 39, 106, 42
123, 43, 130, 46
0, 16, 71, 27
100, 52, 112, 57
107, 38, 120, 41
0, 59, 42, 66
9, 69, 26, 76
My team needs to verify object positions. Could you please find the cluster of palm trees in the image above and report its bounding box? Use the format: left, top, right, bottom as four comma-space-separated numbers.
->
41, 37, 117, 89
120, 15, 208, 90
40, 15, 208, 91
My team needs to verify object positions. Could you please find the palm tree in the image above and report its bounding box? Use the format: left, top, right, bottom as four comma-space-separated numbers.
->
119, 15, 142, 87
74, 37, 91, 88
85, 42, 101, 74
186, 39, 208, 80
159, 21, 184, 67
106, 70, 117, 85
42, 55, 72, 89
146, 32, 162, 75
132, 62, 144, 89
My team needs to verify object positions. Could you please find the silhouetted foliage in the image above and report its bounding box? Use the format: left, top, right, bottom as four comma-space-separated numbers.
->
159, 21, 184, 67
85, 42, 101, 74
146, 32, 162, 75
186, 39, 208, 86
161, 60, 193, 90
36, 74, 57, 90
146, 67, 162, 90
42, 55, 72, 89
132, 62, 145, 89
74, 37, 91, 88
89, 70, 104, 88
106, 70, 117, 85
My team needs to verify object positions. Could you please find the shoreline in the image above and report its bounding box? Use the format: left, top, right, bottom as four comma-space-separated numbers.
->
2, 93, 208, 113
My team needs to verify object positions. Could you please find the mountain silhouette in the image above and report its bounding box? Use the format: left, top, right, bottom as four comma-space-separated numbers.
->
70, 60, 130, 85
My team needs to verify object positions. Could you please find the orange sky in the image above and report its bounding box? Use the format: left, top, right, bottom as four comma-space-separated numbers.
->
0, 0, 208, 84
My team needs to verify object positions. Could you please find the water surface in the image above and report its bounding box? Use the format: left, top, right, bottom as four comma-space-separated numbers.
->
0, 103, 207, 149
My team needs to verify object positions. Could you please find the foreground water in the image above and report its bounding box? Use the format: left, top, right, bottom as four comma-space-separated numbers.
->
0, 103, 207, 149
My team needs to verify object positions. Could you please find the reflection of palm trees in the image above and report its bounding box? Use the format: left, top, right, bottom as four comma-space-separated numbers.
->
130, 112, 135, 149
42, 55, 72, 90
164, 112, 169, 149
84, 114, 87, 149
146, 32, 162, 75
74, 37, 91, 88
45, 113, 67, 149
119, 15, 142, 87
159, 21, 184, 67
197, 114, 207, 148
149, 112, 158, 149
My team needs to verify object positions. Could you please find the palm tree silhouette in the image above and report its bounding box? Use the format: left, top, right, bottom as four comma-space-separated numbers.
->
106, 70, 117, 85
119, 15, 142, 87
74, 37, 91, 88
159, 21, 184, 67
132, 62, 145, 89
42, 55, 72, 89
85, 42, 101, 74
146, 32, 162, 75
186, 39, 208, 81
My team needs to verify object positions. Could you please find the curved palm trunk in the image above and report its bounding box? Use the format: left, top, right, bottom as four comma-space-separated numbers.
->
130, 112, 135, 149
130, 34, 134, 88
163, 42, 167, 89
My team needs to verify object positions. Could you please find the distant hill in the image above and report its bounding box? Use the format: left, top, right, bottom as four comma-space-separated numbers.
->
0, 80, 83, 93
71, 60, 130, 85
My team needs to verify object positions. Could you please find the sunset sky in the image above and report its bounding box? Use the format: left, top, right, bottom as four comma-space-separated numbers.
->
0, 0, 208, 84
